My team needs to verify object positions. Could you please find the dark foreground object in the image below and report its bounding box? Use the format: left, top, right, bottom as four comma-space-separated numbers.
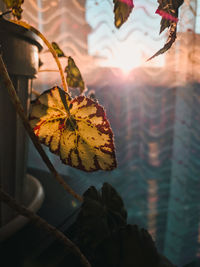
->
0, 168, 191, 267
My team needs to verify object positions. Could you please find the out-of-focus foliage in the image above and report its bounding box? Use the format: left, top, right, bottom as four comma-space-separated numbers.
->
148, 21, 177, 61
112, 0, 184, 60
113, 0, 134, 28
3, 0, 24, 19
148, 0, 184, 60
157, 0, 184, 34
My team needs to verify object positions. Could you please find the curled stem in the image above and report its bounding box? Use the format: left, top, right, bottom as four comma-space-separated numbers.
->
0, 188, 90, 267
0, 55, 83, 202
10, 20, 68, 93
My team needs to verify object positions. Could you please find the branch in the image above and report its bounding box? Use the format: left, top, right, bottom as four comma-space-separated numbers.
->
0, 188, 90, 267
0, 55, 83, 202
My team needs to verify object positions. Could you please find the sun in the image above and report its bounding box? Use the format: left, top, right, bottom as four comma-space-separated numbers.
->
98, 40, 144, 74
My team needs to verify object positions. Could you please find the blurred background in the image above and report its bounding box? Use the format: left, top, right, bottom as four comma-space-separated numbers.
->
20, 0, 200, 266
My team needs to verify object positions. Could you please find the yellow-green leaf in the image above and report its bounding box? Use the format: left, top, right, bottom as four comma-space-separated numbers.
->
29, 86, 117, 172
51, 42, 66, 57
65, 56, 85, 94
3, 0, 24, 20
113, 0, 134, 28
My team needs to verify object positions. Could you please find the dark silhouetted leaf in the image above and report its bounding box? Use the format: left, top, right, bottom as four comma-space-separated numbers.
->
29, 86, 117, 172
73, 183, 127, 252
113, 0, 134, 28
94, 224, 160, 267
51, 42, 66, 57
3, 0, 24, 19
65, 56, 85, 93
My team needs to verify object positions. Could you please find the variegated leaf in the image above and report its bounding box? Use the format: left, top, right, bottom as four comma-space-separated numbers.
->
29, 86, 117, 172
3, 0, 24, 19
113, 0, 134, 28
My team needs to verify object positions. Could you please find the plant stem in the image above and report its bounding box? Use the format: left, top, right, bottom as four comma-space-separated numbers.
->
39, 69, 59, 72
10, 20, 68, 93
0, 55, 83, 202
0, 188, 90, 267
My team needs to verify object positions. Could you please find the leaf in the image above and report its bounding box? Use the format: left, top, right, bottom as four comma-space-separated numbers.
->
113, 0, 134, 28
29, 86, 117, 172
3, 0, 24, 19
73, 183, 127, 252
94, 225, 159, 267
148, 0, 184, 60
51, 42, 66, 57
156, 0, 183, 34
65, 56, 85, 93
147, 21, 177, 61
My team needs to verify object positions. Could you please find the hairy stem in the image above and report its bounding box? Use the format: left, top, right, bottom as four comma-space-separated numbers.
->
0, 55, 83, 202
0, 188, 90, 267
10, 20, 68, 93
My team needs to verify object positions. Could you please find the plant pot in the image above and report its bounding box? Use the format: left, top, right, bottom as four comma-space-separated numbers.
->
0, 18, 44, 234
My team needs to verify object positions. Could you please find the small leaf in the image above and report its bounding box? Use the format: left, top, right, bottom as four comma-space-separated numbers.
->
3, 0, 24, 19
29, 86, 117, 172
113, 0, 134, 28
148, 21, 177, 61
51, 42, 66, 57
65, 56, 85, 93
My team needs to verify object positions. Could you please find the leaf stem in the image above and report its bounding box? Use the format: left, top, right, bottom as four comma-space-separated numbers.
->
0, 55, 83, 202
10, 20, 68, 93
0, 188, 90, 267
39, 69, 59, 72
